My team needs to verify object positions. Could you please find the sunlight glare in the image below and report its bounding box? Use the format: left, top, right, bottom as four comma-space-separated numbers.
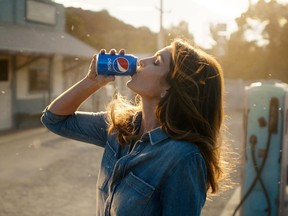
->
197, 0, 249, 20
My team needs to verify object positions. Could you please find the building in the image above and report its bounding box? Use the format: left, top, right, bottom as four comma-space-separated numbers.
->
0, 0, 100, 130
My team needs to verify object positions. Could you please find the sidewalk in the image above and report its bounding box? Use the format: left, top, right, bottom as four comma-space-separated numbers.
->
0, 126, 103, 216
220, 187, 241, 216
0, 126, 47, 143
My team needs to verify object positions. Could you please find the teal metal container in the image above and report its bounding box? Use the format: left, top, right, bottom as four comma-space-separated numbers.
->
240, 80, 287, 216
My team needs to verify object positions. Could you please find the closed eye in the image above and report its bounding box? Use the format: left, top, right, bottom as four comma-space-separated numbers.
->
153, 55, 161, 65
153, 60, 159, 65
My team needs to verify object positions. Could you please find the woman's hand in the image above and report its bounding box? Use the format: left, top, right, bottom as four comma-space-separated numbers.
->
86, 52, 114, 86
47, 48, 125, 115
86, 49, 126, 86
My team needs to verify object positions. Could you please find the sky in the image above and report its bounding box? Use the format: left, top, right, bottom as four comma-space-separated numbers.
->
53, 0, 288, 48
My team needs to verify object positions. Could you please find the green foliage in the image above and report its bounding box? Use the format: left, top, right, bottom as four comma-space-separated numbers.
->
65, 8, 157, 53
65, 8, 196, 54
216, 0, 288, 82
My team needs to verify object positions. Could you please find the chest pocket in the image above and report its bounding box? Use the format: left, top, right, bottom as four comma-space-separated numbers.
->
97, 141, 117, 191
125, 172, 155, 198
110, 172, 155, 215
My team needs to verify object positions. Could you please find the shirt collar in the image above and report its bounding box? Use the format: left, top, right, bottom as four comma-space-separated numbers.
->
148, 127, 169, 145
132, 112, 169, 145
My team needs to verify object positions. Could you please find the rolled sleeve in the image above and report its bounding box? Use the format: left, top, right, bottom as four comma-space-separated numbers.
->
160, 153, 207, 216
41, 108, 108, 147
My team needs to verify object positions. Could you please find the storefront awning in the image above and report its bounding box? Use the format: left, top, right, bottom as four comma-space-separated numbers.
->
0, 24, 97, 58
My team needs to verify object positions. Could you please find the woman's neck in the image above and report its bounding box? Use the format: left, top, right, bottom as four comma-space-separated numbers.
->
140, 99, 160, 135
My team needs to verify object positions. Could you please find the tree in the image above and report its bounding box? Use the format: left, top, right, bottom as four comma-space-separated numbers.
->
65, 8, 157, 53
163, 21, 195, 46
217, 0, 288, 82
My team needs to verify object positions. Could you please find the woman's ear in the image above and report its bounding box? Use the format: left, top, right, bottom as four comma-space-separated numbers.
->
160, 87, 170, 98
160, 92, 166, 98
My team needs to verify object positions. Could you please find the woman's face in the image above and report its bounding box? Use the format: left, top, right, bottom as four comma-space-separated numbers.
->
127, 46, 172, 99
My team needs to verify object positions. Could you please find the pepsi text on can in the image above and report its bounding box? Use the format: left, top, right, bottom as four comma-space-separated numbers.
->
96, 53, 138, 76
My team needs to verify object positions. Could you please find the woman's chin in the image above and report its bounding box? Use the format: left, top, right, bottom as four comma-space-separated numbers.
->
126, 79, 140, 95
126, 79, 133, 90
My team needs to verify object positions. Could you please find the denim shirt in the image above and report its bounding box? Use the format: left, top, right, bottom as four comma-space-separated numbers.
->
41, 109, 207, 216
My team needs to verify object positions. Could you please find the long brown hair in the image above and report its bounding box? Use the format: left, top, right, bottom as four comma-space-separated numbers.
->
156, 39, 224, 193
107, 38, 225, 194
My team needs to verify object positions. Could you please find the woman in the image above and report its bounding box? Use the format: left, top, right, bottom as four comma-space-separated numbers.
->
41, 38, 225, 215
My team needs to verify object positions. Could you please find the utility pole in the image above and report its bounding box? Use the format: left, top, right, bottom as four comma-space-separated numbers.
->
157, 0, 164, 50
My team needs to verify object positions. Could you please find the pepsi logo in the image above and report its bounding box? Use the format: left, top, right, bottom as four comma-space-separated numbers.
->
113, 57, 129, 73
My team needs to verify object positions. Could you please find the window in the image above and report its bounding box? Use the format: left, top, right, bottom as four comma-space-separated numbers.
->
29, 67, 49, 91
0, 59, 9, 81
26, 0, 56, 25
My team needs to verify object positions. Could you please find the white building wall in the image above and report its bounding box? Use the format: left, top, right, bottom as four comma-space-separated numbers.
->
0, 56, 12, 130
16, 56, 48, 100
51, 55, 63, 99
16, 56, 29, 99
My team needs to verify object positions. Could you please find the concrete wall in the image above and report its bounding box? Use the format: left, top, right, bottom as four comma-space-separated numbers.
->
0, 0, 65, 32
51, 55, 64, 99
0, 55, 12, 130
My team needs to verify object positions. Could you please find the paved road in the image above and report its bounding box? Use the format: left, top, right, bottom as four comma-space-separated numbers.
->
0, 128, 104, 216
0, 111, 243, 216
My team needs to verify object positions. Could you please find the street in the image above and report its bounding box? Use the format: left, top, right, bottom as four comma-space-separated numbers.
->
0, 111, 243, 216
0, 128, 104, 216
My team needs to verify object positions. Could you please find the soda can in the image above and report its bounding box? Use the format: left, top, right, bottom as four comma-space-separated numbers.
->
96, 53, 138, 76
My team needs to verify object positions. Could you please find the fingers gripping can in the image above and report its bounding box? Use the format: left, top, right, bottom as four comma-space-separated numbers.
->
96, 53, 138, 76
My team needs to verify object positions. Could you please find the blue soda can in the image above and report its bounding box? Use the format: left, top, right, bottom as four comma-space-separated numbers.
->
96, 53, 138, 76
